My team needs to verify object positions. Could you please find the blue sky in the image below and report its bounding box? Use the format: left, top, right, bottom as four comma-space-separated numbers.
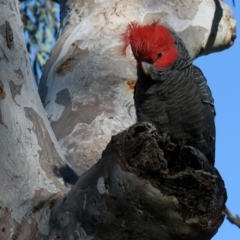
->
194, 1, 240, 238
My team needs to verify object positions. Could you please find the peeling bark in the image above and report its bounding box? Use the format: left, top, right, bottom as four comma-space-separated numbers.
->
39, 0, 236, 176
48, 123, 227, 240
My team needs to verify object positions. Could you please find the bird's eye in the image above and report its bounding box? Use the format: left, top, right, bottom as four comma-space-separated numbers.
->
156, 52, 162, 59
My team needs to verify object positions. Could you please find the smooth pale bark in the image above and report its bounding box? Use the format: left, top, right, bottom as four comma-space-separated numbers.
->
0, 0, 76, 237
39, 0, 236, 176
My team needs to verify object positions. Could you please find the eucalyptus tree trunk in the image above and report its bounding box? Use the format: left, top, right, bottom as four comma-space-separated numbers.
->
39, 0, 236, 176
0, 0, 236, 239
0, 0, 76, 238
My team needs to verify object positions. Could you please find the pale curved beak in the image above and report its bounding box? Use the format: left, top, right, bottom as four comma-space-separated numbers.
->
141, 62, 151, 75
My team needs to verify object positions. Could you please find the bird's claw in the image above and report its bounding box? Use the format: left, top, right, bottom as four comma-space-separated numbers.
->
162, 133, 171, 144
160, 133, 176, 152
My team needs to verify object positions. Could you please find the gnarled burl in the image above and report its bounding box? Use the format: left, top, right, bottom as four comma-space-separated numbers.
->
49, 123, 226, 240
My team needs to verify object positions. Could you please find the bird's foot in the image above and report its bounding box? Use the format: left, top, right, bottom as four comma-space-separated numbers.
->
161, 133, 176, 152
162, 133, 170, 144
178, 139, 187, 150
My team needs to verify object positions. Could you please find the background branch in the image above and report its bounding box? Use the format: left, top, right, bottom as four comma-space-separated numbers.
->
226, 207, 240, 228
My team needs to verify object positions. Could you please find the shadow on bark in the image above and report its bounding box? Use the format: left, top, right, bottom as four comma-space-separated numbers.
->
49, 122, 227, 240
53, 164, 79, 186
204, 0, 223, 52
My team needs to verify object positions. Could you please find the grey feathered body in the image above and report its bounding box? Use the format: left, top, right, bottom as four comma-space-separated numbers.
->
134, 36, 216, 164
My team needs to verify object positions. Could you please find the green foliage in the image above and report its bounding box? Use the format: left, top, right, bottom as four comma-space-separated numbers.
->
20, 0, 59, 85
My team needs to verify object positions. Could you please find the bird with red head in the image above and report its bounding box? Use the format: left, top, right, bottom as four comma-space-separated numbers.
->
121, 22, 179, 70
121, 22, 216, 165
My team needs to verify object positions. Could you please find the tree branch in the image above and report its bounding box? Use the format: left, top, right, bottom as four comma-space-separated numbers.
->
48, 123, 227, 240
225, 207, 240, 228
